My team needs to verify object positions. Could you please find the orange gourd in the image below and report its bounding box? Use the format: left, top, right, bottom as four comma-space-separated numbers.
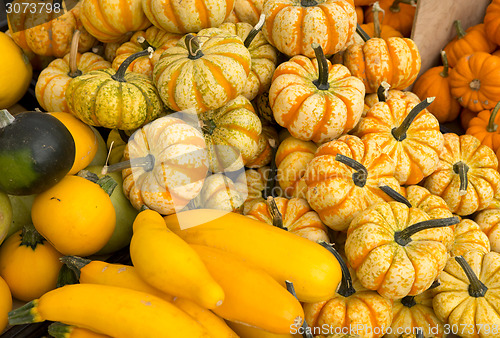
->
449, 219, 490, 257
484, 0, 500, 46
460, 107, 476, 130
443, 22, 496, 68
355, 6, 364, 24
246, 125, 279, 169
466, 102, 500, 159
412, 51, 461, 123
364, 0, 416, 37
475, 209, 500, 253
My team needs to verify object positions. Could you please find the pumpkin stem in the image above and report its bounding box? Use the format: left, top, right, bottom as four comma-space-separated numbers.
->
356, 23, 371, 42
8, 300, 40, 325
118, 129, 131, 143
266, 196, 287, 230
102, 154, 156, 175
300, 0, 318, 7
389, 0, 416, 12
60, 255, 91, 281
429, 279, 441, 289
48, 323, 77, 338
377, 81, 390, 102
391, 97, 435, 141
378, 184, 412, 208
68, 30, 82, 78
454, 20, 467, 39
185, 34, 204, 60
394, 216, 460, 246
0, 109, 15, 128
244, 14, 265, 48
455, 255, 488, 298
453, 161, 469, 196
201, 119, 217, 135
20, 224, 45, 250
400, 295, 417, 307
285, 281, 312, 338
372, 1, 384, 38
137, 35, 156, 51
439, 50, 449, 78
263, 145, 279, 199
311, 43, 330, 90
56, 264, 78, 288
319, 241, 356, 298
486, 101, 500, 132
76, 170, 118, 196
111, 48, 153, 82
416, 328, 424, 338
335, 154, 368, 188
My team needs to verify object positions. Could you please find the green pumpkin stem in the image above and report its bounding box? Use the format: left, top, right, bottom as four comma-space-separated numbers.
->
244, 14, 266, 48
486, 101, 500, 132
377, 81, 390, 102
0, 109, 15, 128
68, 30, 82, 78
391, 97, 435, 141
454, 255, 488, 298
439, 50, 449, 78
201, 119, 217, 135
111, 48, 153, 82
101, 153, 156, 175
394, 216, 460, 246
319, 241, 356, 298
416, 328, 424, 338
400, 295, 417, 308
454, 20, 467, 39
389, 0, 416, 12
335, 154, 368, 188
311, 43, 330, 90
137, 36, 155, 51
77, 170, 118, 196
356, 24, 371, 42
8, 300, 41, 325
285, 281, 313, 338
185, 34, 204, 60
60, 255, 91, 281
453, 161, 469, 196
429, 279, 441, 289
266, 196, 287, 230
56, 264, 78, 288
48, 322, 76, 338
378, 185, 412, 208
372, 1, 384, 38
20, 224, 45, 250
300, 0, 318, 7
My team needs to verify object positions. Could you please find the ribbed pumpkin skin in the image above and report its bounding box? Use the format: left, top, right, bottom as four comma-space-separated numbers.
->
275, 136, 317, 199
355, 98, 444, 185
364, 0, 416, 37
269, 56, 365, 143
424, 134, 500, 216
199, 95, 262, 173
122, 116, 208, 215
79, 0, 151, 43
142, 0, 234, 34
466, 108, 500, 159
386, 290, 444, 338
346, 202, 449, 299
193, 173, 245, 212
35, 53, 110, 113
450, 219, 491, 257
484, 0, 500, 46
262, 0, 357, 58
449, 52, 500, 113
246, 197, 329, 243
460, 107, 476, 130
344, 37, 421, 93
7, 1, 96, 57
65, 68, 163, 130
153, 28, 251, 114
219, 22, 278, 101
362, 89, 420, 117
112, 28, 182, 78
359, 22, 403, 40
475, 209, 500, 253
246, 125, 279, 168
224, 0, 265, 25
304, 135, 400, 231
443, 24, 496, 68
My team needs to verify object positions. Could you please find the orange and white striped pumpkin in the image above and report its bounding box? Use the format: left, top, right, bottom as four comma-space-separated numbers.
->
223, 0, 265, 26
475, 209, 500, 253
450, 219, 490, 257
193, 173, 245, 212
246, 125, 279, 169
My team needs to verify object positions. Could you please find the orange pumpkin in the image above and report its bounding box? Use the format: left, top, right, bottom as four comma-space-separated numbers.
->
460, 107, 477, 130
111, 27, 181, 78
355, 97, 444, 185
246, 197, 329, 243
466, 102, 500, 160
449, 52, 500, 113
355, 6, 364, 24
275, 136, 317, 199
269, 44, 365, 143
424, 133, 500, 216
443, 22, 496, 68
450, 219, 491, 257
35, 31, 111, 113
360, 1, 404, 41
304, 134, 400, 231
344, 33, 421, 93
475, 209, 500, 253
345, 201, 459, 299
362, 83, 420, 117
484, 0, 500, 46
412, 51, 461, 123
79, 0, 151, 43
364, 0, 416, 37
262, 0, 357, 58
7, 0, 96, 57
304, 245, 393, 338
142, 0, 234, 34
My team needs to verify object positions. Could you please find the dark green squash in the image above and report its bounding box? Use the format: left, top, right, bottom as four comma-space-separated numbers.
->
0, 110, 75, 195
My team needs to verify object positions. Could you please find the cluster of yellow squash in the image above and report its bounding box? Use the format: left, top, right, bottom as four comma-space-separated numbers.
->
7, 209, 342, 337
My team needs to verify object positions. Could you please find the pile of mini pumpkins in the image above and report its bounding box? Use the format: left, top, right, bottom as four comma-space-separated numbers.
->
2, 0, 500, 337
